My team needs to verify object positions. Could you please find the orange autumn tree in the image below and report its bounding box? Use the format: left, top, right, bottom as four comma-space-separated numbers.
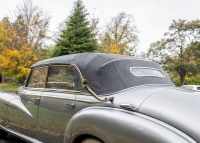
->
0, 22, 12, 82
0, 20, 38, 83
0, 0, 51, 83
0, 47, 21, 76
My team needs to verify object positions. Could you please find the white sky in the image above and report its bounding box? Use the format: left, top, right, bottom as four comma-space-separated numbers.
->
0, 0, 200, 53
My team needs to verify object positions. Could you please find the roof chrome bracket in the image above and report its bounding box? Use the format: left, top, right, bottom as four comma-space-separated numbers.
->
71, 64, 114, 102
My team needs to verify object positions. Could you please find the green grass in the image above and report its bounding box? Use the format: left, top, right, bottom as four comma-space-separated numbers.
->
0, 83, 22, 92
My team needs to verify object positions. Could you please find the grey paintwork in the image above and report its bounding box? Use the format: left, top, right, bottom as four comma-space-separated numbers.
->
0, 53, 199, 143
139, 87, 200, 142
0, 85, 199, 143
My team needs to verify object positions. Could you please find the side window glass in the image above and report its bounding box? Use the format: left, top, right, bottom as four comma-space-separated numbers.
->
27, 67, 48, 88
47, 66, 75, 90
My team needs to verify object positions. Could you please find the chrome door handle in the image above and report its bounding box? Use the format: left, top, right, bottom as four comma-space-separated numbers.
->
34, 98, 40, 101
65, 103, 75, 107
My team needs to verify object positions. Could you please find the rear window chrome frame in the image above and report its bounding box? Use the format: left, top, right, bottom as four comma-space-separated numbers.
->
130, 67, 165, 78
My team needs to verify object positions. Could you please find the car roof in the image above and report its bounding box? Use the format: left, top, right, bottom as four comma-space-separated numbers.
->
31, 53, 174, 95
31, 53, 146, 68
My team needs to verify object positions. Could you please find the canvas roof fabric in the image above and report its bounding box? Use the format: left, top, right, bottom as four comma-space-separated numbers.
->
32, 53, 174, 95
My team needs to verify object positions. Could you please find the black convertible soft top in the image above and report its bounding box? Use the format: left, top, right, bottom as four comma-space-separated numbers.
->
32, 53, 174, 95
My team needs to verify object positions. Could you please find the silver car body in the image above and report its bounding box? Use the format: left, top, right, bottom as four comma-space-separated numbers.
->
181, 85, 200, 91
0, 53, 199, 143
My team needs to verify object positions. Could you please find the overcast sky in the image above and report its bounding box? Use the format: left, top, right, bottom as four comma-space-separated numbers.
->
0, 0, 200, 53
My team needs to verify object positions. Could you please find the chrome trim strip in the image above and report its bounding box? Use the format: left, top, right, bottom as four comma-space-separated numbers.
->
23, 87, 44, 92
99, 84, 175, 96
41, 95, 75, 101
43, 88, 76, 94
76, 99, 100, 104
0, 125, 42, 143
100, 58, 149, 68
43, 88, 90, 95
120, 104, 138, 111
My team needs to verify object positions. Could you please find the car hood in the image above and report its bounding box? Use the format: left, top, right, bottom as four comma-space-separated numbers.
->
138, 87, 200, 143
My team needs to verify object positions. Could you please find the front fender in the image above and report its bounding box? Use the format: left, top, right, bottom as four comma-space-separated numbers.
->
0, 92, 18, 127
65, 107, 196, 143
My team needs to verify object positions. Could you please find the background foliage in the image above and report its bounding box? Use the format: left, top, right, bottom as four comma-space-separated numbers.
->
1, 0, 200, 87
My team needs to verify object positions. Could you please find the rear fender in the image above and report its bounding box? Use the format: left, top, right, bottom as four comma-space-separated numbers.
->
65, 107, 196, 143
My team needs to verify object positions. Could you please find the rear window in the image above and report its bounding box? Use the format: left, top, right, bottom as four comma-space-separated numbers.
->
130, 67, 165, 77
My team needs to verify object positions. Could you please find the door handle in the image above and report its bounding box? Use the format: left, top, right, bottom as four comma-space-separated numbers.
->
65, 103, 75, 107
34, 98, 40, 101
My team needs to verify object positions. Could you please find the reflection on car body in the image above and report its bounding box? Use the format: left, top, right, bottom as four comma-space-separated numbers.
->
181, 85, 200, 91
0, 53, 199, 143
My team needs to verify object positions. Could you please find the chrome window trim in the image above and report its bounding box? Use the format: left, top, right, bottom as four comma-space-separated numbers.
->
41, 95, 76, 101
26, 66, 48, 88
47, 65, 75, 90
43, 88, 90, 95
130, 67, 165, 78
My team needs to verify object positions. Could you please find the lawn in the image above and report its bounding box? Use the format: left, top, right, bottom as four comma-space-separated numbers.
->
0, 83, 22, 92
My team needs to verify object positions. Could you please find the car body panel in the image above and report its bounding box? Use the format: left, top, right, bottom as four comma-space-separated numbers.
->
68, 107, 196, 143
36, 89, 76, 143
0, 92, 17, 127
7, 88, 42, 139
139, 87, 200, 143
181, 85, 200, 91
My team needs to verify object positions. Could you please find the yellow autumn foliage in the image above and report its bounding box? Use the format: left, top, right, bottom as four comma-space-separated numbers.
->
103, 43, 121, 54
0, 21, 40, 82
0, 47, 21, 76
0, 23, 11, 48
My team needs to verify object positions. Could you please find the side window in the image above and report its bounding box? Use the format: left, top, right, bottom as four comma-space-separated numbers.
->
47, 65, 75, 90
27, 67, 48, 88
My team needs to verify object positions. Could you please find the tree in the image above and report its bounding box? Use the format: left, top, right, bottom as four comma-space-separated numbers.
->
147, 19, 200, 86
100, 12, 138, 55
11, 0, 51, 59
102, 43, 121, 54
0, 21, 12, 82
0, 0, 51, 83
52, 0, 98, 56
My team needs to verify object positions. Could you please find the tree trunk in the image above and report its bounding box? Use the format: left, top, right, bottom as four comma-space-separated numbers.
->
1, 74, 4, 83
179, 71, 186, 86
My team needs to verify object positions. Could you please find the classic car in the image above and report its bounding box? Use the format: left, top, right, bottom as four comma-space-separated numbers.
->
0, 53, 199, 143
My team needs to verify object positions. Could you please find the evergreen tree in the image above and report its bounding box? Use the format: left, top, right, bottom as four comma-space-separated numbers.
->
52, 0, 98, 56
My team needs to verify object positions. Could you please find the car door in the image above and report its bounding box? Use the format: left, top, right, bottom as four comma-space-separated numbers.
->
35, 65, 76, 143
7, 66, 48, 139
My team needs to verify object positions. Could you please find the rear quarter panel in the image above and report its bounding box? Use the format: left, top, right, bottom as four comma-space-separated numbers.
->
67, 107, 196, 143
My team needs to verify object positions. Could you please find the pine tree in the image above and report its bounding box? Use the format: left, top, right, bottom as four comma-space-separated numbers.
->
52, 0, 98, 56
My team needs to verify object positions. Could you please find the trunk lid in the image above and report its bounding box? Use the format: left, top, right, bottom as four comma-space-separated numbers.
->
138, 87, 200, 142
